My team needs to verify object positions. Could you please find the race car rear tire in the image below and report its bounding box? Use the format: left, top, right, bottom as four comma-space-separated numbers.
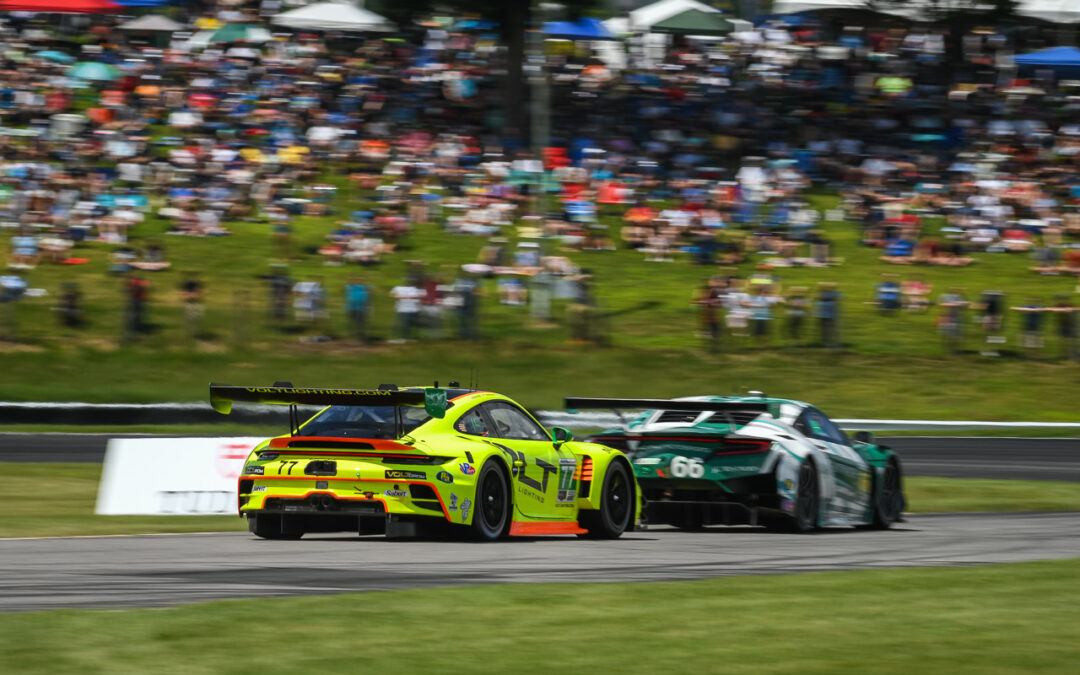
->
249, 514, 303, 540
579, 459, 633, 539
870, 458, 904, 529
792, 460, 820, 533
471, 459, 511, 541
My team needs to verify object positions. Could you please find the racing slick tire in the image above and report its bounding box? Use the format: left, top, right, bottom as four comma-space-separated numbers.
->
869, 457, 904, 530
249, 513, 304, 540
579, 459, 633, 539
471, 458, 511, 541
792, 459, 820, 533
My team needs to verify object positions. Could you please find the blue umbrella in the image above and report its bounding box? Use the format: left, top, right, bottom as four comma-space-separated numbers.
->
33, 50, 75, 64
68, 61, 122, 82
543, 18, 618, 41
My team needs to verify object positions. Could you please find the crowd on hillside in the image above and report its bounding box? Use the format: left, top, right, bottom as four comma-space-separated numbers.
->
0, 4, 1078, 355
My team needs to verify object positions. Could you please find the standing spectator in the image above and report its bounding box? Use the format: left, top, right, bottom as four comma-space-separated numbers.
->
694, 276, 724, 353
1013, 298, 1046, 356
390, 279, 424, 343
293, 277, 328, 336
1051, 295, 1079, 361
179, 272, 204, 340
748, 285, 779, 346
454, 271, 482, 341
937, 288, 968, 354
57, 282, 83, 328
814, 282, 842, 348
267, 265, 292, 326
344, 277, 370, 343
125, 273, 151, 340
784, 286, 809, 344
977, 290, 1006, 356
568, 270, 595, 344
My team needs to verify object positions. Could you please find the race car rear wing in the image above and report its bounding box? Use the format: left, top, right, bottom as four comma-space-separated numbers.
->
210, 384, 448, 419
565, 397, 774, 415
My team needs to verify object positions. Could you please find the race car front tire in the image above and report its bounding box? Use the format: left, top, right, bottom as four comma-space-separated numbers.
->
792, 459, 820, 533
869, 457, 904, 529
471, 458, 511, 541
249, 513, 304, 540
579, 459, 633, 539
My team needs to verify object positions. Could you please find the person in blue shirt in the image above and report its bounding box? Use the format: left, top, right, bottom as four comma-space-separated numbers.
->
344, 277, 370, 343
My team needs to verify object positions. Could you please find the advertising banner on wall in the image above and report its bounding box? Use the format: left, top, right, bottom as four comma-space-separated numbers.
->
95, 437, 261, 515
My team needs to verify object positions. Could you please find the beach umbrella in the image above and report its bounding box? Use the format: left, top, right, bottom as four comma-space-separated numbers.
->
68, 62, 122, 82
33, 50, 75, 64
212, 23, 272, 43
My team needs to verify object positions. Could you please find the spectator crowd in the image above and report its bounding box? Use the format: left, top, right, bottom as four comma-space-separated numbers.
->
0, 4, 1078, 358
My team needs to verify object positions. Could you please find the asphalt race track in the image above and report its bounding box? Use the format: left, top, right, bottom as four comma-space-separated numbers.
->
2, 512, 1079, 612
2, 433, 1078, 481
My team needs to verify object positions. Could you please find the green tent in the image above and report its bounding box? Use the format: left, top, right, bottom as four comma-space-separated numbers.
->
650, 9, 734, 37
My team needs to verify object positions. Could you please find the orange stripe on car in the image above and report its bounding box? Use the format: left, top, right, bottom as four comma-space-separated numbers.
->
509, 521, 588, 536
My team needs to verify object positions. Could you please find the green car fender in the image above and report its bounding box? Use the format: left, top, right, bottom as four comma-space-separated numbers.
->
853, 442, 905, 510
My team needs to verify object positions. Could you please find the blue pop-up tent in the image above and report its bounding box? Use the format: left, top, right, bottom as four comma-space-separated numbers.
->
543, 17, 618, 41
1014, 46, 1080, 76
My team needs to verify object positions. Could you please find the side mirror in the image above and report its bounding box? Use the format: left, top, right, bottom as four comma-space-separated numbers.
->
853, 431, 874, 445
551, 426, 574, 447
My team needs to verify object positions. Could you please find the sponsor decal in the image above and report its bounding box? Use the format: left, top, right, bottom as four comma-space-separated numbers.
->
516, 484, 545, 503
459, 462, 476, 475
243, 465, 265, 475
859, 473, 871, 494
715, 466, 761, 474
243, 387, 391, 396
460, 497, 472, 522
782, 479, 794, 491
634, 457, 663, 465
384, 489, 408, 498
385, 470, 425, 480
448, 493, 458, 511
556, 457, 576, 503
436, 470, 454, 484
252, 486, 267, 492
781, 498, 795, 513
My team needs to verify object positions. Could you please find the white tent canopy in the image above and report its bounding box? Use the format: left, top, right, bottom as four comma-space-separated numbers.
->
118, 15, 185, 32
271, 0, 396, 33
628, 0, 723, 32
772, 0, 1080, 23
1018, 0, 1080, 24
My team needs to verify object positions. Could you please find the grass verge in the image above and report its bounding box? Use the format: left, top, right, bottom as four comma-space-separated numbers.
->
0, 463, 1076, 538
2, 559, 1079, 673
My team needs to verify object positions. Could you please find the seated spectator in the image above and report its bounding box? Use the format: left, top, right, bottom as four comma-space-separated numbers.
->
875, 274, 902, 313
8, 228, 39, 269
901, 278, 932, 311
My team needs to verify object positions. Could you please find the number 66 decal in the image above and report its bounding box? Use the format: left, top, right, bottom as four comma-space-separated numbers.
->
670, 456, 705, 478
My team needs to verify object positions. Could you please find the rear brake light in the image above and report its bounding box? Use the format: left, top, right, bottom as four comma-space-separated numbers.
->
713, 440, 771, 455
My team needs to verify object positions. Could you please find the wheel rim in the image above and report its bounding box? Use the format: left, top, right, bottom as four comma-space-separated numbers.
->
606, 465, 631, 529
479, 469, 506, 531
797, 463, 817, 527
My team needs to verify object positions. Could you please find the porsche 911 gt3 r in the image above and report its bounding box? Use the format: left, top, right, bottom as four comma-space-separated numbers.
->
566, 395, 905, 532
210, 383, 640, 540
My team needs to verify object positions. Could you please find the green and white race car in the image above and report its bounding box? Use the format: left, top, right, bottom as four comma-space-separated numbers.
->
211, 383, 640, 540
566, 395, 906, 532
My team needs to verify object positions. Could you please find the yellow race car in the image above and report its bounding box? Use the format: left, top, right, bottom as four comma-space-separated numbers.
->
211, 383, 640, 540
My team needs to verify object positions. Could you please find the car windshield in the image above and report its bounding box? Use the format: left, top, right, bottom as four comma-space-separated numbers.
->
300, 405, 433, 439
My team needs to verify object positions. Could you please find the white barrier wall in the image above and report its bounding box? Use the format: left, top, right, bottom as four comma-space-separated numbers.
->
95, 437, 263, 515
